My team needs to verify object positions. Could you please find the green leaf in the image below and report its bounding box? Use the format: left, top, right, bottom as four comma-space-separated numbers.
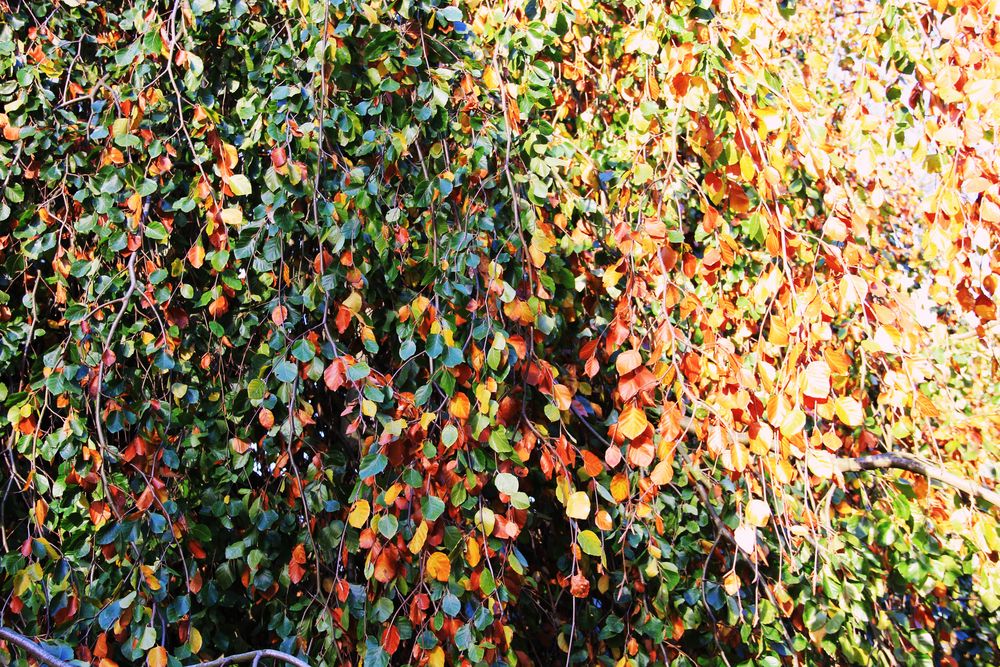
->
577, 530, 603, 557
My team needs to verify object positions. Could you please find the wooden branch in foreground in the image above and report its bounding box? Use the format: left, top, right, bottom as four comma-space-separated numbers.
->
0, 628, 75, 667
834, 453, 1000, 508
678, 415, 1000, 509
0, 627, 310, 667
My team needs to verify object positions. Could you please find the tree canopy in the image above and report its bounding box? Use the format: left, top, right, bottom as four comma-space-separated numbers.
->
1, 0, 999, 666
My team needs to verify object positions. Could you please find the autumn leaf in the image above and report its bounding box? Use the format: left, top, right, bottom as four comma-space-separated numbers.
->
566, 491, 591, 520
426, 552, 451, 582
147, 647, 168, 667
615, 405, 649, 441
834, 396, 864, 427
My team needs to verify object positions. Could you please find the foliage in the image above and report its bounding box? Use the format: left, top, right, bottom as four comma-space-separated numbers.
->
1, 0, 999, 666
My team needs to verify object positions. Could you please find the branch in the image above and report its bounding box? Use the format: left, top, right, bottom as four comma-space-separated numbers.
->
0, 627, 310, 667
834, 453, 1000, 507
0, 627, 75, 667
189, 650, 310, 667
679, 415, 1000, 509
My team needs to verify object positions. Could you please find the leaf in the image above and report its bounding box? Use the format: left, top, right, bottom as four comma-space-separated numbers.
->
802, 360, 831, 399
746, 499, 771, 527
734, 524, 756, 554
834, 396, 864, 427
615, 349, 643, 375
407, 521, 429, 554
650, 459, 673, 485
808, 450, 837, 479
577, 530, 603, 557
426, 552, 451, 582
495, 472, 518, 495
779, 408, 806, 438
615, 405, 649, 440
358, 453, 387, 479
479, 568, 496, 596
422, 496, 446, 522
449, 393, 470, 420
219, 207, 243, 226
229, 174, 252, 196
566, 491, 591, 520
474, 508, 496, 535
348, 500, 370, 528
147, 647, 168, 667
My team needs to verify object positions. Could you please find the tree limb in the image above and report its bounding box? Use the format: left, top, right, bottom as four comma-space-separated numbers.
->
0, 627, 76, 667
834, 453, 1000, 507
0, 627, 310, 667
679, 415, 1000, 509
188, 650, 310, 667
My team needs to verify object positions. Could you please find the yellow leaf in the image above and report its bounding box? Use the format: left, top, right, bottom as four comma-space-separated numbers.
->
343, 291, 362, 313
834, 396, 864, 427
348, 500, 370, 528
610, 474, 630, 502
189, 628, 202, 654
361, 399, 377, 417
724, 571, 741, 595
745, 499, 771, 527
808, 449, 836, 479
384, 483, 404, 505
428, 647, 445, 667
408, 521, 429, 554
788, 84, 812, 112
219, 207, 243, 227
553, 383, 573, 411
426, 552, 451, 582
483, 65, 500, 90
566, 491, 591, 520
228, 174, 252, 196
616, 406, 648, 440
474, 507, 495, 535
802, 360, 831, 399
779, 408, 806, 438
147, 647, 168, 667
466, 536, 481, 567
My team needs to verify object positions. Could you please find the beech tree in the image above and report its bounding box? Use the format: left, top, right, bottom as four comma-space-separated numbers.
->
1, 0, 998, 666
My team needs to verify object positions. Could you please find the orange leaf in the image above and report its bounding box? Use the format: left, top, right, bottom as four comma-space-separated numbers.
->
426, 552, 451, 582
382, 625, 400, 655
615, 349, 643, 376
374, 549, 398, 584
615, 406, 649, 441
581, 450, 604, 477
449, 393, 470, 420
147, 647, 168, 667
627, 440, 655, 468
271, 305, 288, 326
289, 544, 307, 584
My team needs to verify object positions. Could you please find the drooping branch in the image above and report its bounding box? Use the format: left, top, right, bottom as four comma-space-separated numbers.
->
0, 627, 310, 667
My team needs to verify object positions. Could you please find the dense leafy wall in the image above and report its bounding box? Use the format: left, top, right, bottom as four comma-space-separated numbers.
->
1, 0, 999, 666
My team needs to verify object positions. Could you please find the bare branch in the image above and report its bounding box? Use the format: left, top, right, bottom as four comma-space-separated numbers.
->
0, 627, 76, 667
0, 627, 310, 667
679, 415, 1000, 509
